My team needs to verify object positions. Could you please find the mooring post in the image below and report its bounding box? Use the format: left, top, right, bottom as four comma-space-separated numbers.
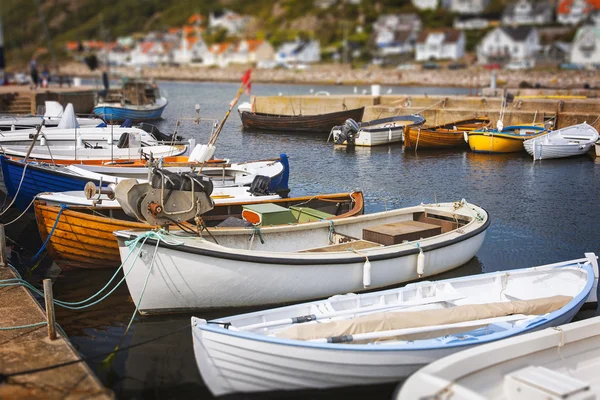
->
0, 224, 6, 268
43, 279, 57, 340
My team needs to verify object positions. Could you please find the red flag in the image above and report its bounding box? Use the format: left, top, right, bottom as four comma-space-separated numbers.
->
241, 69, 252, 94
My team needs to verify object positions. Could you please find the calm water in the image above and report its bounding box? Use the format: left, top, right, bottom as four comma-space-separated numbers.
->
45, 81, 600, 399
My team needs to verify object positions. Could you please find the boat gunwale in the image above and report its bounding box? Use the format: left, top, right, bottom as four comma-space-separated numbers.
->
114, 203, 490, 265
195, 261, 594, 352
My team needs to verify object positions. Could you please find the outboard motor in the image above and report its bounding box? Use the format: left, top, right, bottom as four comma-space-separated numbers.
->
248, 175, 272, 196
332, 118, 360, 145
137, 122, 183, 142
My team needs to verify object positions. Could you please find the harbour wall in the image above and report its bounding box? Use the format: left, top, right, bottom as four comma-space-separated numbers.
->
250, 95, 600, 130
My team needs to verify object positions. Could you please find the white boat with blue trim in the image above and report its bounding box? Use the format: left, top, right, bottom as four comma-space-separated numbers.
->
114, 200, 489, 314
191, 253, 597, 396
397, 259, 600, 400
524, 123, 599, 160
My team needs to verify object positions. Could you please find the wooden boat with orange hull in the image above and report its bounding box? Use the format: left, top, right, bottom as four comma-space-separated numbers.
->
404, 117, 490, 149
34, 192, 364, 269
240, 108, 365, 133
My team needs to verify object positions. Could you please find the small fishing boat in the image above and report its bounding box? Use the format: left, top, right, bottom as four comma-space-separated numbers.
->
191, 254, 597, 396
239, 107, 365, 133
330, 115, 425, 146
114, 200, 489, 314
0, 101, 100, 131
466, 124, 548, 153
0, 154, 290, 210
397, 277, 600, 399
34, 191, 363, 268
93, 79, 168, 122
524, 123, 600, 160
404, 117, 490, 150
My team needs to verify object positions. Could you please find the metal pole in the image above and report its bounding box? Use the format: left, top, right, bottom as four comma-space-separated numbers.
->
43, 279, 57, 340
0, 224, 6, 268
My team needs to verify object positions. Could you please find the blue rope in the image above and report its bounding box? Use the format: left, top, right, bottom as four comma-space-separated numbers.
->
25, 204, 69, 268
0, 322, 47, 331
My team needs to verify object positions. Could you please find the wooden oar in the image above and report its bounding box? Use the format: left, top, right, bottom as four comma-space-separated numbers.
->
236, 292, 466, 332
308, 314, 530, 343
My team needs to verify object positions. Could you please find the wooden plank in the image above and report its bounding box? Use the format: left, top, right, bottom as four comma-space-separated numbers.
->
299, 240, 382, 253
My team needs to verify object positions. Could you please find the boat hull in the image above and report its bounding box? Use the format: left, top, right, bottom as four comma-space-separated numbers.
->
404, 128, 467, 149
353, 126, 404, 146
467, 133, 528, 153
34, 192, 364, 269
93, 101, 167, 122
192, 257, 595, 396
240, 108, 365, 133
524, 141, 595, 160
115, 203, 489, 313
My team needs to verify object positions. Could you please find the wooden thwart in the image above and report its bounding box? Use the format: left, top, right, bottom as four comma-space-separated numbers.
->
363, 220, 442, 246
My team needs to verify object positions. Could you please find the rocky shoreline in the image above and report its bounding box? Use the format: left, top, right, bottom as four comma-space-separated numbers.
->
58, 62, 600, 90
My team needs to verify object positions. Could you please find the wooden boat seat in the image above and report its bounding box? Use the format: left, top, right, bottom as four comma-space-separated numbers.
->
363, 220, 442, 246
298, 240, 383, 253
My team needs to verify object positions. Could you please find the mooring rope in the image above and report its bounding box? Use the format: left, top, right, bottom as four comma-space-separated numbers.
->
0, 163, 29, 216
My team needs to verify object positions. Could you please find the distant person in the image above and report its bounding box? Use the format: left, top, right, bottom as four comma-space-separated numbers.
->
29, 58, 39, 90
41, 65, 50, 88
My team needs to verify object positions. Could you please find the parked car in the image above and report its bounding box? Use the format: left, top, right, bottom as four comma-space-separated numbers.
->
422, 62, 440, 70
483, 63, 501, 70
505, 60, 532, 70
397, 63, 417, 71
447, 62, 466, 70
559, 63, 585, 70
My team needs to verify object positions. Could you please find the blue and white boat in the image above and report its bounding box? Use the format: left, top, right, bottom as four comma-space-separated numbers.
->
0, 153, 290, 210
191, 254, 598, 396
93, 79, 167, 122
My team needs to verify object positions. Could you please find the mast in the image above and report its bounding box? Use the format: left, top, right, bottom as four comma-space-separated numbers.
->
0, 15, 5, 84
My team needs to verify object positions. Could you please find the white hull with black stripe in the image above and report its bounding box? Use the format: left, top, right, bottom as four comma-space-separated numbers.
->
114, 201, 489, 314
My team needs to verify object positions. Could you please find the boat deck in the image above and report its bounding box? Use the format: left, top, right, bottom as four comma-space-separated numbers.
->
0, 266, 112, 399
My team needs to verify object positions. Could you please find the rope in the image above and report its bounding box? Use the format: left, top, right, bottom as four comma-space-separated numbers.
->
459, 199, 484, 222
0, 321, 47, 331
327, 220, 335, 244
249, 225, 264, 245
25, 204, 68, 268
0, 163, 29, 216
4, 196, 38, 226
0, 324, 190, 383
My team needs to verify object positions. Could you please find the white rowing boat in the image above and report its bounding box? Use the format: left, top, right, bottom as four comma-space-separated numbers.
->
191, 253, 597, 396
524, 123, 599, 160
114, 200, 489, 314
397, 288, 600, 399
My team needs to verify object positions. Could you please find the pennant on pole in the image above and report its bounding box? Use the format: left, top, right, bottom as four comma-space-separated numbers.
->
241, 68, 252, 94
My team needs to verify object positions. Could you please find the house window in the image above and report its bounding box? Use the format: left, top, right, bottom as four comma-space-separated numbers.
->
513, 46, 518, 53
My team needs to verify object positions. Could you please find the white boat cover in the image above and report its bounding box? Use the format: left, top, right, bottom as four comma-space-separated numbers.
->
276, 295, 572, 342
43, 101, 64, 118
56, 103, 79, 129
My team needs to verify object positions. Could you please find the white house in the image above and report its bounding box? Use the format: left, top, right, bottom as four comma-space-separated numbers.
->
570, 26, 600, 65
376, 30, 416, 56
374, 14, 422, 34
557, 0, 600, 25
502, 0, 553, 25
276, 40, 321, 64
415, 29, 465, 61
130, 41, 169, 66
209, 9, 249, 35
231, 40, 275, 64
203, 43, 236, 67
173, 36, 208, 65
477, 26, 540, 65
445, 0, 490, 15
411, 0, 439, 10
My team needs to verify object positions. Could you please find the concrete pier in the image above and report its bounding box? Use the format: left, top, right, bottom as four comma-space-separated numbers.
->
250, 94, 600, 130
0, 267, 112, 399
0, 85, 96, 115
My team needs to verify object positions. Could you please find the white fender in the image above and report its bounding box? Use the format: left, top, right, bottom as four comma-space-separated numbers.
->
417, 249, 425, 277
363, 259, 372, 288
463, 131, 469, 144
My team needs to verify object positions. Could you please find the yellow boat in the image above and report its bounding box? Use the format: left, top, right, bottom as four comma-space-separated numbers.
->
34, 192, 365, 269
466, 125, 548, 153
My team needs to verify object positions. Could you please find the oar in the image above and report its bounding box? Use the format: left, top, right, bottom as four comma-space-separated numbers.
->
308, 314, 530, 343
24, 121, 46, 162
236, 292, 466, 332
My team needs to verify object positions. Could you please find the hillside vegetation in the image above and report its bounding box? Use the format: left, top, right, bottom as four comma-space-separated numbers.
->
0, 0, 506, 67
